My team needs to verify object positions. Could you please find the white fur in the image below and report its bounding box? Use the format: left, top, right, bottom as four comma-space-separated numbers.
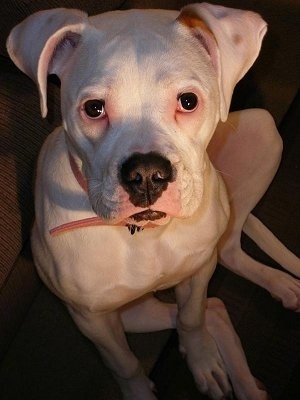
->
7, 3, 299, 400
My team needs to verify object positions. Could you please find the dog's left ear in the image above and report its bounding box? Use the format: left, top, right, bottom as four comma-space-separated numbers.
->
177, 3, 267, 121
7, 8, 88, 117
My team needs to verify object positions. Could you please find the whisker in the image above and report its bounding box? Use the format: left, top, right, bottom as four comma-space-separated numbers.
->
223, 118, 237, 133
214, 168, 233, 178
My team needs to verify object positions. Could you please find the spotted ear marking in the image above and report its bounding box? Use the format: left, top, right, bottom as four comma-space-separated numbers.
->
177, 3, 267, 121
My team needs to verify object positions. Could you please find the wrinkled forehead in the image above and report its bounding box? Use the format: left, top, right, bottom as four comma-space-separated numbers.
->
67, 9, 211, 92
87, 9, 189, 69
89, 8, 179, 43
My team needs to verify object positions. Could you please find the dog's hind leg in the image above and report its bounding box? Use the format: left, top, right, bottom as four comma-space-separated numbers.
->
208, 109, 300, 311
121, 294, 269, 399
120, 293, 177, 332
206, 298, 269, 400
67, 305, 157, 400
244, 213, 300, 277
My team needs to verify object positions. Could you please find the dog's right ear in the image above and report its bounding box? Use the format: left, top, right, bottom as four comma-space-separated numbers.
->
7, 8, 88, 117
177, 3, 267, 122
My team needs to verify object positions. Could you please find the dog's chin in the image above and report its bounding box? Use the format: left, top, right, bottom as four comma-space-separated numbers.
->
125, 210, 170, 227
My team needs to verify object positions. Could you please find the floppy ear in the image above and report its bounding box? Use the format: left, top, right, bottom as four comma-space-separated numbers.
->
177, 3, 267, 121
7, 8, 88, 117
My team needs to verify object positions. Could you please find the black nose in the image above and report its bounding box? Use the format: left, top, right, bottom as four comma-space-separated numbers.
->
120, 152, 174, 208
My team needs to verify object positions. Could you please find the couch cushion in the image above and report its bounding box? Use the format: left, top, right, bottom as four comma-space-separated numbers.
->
0, 243, 41, 359
0, 57, 61, 284
0, 286, 171, 399
0, 57, 62, 357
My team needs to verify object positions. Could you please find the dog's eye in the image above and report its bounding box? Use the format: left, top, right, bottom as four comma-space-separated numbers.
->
177, 93, 198, 112
83, 99, 106, 119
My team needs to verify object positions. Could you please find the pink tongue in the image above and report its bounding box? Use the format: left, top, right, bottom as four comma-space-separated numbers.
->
131, 210, 167, 222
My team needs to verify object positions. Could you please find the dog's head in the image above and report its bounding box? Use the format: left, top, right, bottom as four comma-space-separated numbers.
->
7, 3, 266, 227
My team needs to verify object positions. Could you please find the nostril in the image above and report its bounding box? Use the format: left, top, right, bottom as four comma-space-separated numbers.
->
152, 170, 170, 182
134, 173, 143, 184
125, 171, 143, 185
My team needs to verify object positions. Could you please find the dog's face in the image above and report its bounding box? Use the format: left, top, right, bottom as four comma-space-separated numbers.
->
7, 4, 267, 227
60, 10, 220, 225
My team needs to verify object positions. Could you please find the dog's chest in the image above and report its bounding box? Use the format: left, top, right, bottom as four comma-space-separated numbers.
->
52, 223, 215, 311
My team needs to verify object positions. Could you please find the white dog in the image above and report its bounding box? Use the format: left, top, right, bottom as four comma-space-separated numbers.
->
7, 3, 299, 399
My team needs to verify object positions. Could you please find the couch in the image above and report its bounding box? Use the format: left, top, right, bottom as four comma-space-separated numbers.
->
0, 1, 299, 399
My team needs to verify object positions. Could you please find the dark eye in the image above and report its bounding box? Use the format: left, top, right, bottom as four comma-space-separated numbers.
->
177, 92, 198, 112
83, 99, 106, 119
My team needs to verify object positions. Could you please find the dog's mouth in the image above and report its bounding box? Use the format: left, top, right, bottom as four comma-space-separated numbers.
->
130, 210, 167, 222
125, 210, 169, 234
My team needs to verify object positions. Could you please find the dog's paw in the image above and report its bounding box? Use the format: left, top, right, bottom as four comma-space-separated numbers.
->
179, 329, 232, 400
266, 268, 300, 311
116, 369, 157, 400
219, 246, 300, 312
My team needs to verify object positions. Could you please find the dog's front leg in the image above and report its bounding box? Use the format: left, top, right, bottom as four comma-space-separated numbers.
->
175, 251, 232, 400
68, 306, 156, 400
